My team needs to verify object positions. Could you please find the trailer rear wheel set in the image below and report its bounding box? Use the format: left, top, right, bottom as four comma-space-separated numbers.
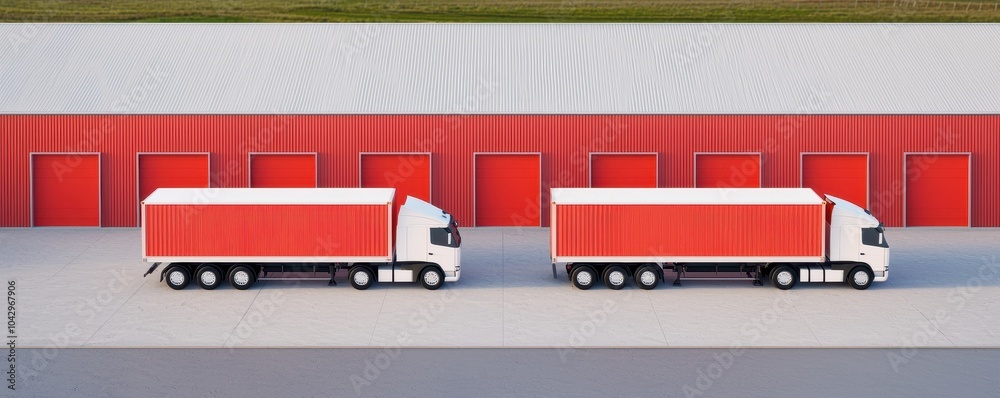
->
568, 263, 662, 291
163, 263, 260, 290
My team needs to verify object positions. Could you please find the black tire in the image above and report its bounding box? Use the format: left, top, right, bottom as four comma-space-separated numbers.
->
770, 265, 797, 290
635, 265, 660, 290
229, 265, 255, 290
420, 267, 444, 290
848, 266, 874, 290
603, 265, 628, 290
165, 266, 190, 290
571, 266, 597, 290
349, 266, 374, 290
195, 265, 223, 290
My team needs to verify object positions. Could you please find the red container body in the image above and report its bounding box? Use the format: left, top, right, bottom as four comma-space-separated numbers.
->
552, 203, 825, 260
143, 203, 390, 259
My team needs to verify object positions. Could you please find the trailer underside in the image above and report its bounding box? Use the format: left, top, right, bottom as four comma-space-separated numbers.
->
147, 260, 454, 291
557, 261, 880, 291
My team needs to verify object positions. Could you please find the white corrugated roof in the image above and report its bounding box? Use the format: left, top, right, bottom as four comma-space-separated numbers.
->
143, 188, 394, 205
2, 23, 998, 114
551, 188, 824, 205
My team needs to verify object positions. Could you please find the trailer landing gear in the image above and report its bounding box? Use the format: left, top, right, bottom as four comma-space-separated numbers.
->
143, 262, 161, 278
328, 264, 338, 286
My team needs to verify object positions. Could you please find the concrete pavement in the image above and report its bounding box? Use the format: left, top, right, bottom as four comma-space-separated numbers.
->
1, 227, 998, 348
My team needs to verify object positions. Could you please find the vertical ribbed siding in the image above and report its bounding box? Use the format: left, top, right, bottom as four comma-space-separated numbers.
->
1, 115, 998, 227
144, 203, 389, 257
555, 204, 824, 258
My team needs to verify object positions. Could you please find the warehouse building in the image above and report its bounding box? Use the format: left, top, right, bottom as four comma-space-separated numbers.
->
1, 23, 998, 228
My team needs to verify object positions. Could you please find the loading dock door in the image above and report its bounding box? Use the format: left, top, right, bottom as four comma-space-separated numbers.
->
32, 153, 100, 226
801, 153, 868, 208
361, 153, 432, 229
250, 153, 317, 188
695, 153, 761, 188
590, 153, 657, 188
906, 153, 970, 226
138, 153, 209, 225
475, 153, 541, 227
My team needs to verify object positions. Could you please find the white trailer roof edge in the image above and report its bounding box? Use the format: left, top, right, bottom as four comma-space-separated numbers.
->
142, 188, 396, 205
550, 188, 824, 205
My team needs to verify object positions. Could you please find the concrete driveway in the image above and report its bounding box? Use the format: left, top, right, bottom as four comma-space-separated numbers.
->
1, 227, 998, 348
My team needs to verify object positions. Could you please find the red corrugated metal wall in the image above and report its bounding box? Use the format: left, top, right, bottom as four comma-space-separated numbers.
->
554, 204, 825, 258
2, 115, 998, 227
144, 204, 390, 257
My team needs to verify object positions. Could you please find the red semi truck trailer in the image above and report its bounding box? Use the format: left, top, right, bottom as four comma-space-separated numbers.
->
550, 188, 889, 290
142, 188, 462, 290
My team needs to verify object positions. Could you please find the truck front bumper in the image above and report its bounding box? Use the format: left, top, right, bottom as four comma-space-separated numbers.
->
445, 266, 461, 282
874, 269, 889, 282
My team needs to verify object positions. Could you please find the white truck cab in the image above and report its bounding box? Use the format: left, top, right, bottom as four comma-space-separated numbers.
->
384, 196, 462, 288
826, 194, 890, 286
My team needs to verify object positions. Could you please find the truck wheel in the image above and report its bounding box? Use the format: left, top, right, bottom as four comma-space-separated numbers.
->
571, 266, 597, 290
603, 266, 628, 290
349, 267, 374, 290
420, 267, 444, 290
848, 266, 874, 290
635, 266, 659, 290
229, 265, 255, 290
196, 265, 222, 290
771, 265, 797, 290
165, 266, 190, 290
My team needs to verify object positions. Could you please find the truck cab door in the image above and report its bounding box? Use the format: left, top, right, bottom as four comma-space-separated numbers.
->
406, 226, 429, 263
391, 226, 430, 282
859, 227, 889, 277
837, 226, 861, 263
428, 227, 458, 275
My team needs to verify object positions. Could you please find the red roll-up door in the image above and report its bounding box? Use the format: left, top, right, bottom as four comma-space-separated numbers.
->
802, 153, 868, 208
590, 153, 657, 188
360, 153, 432, 226
250, 153, 317, 188
906, 154, 970, 226
360, 153, 431, 201
32, 153, 100, 226
475, 154, 540, 227
138, 154, 209, 226
695, 153, 761, 188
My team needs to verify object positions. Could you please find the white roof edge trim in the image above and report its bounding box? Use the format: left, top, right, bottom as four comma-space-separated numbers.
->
143, 188, 395, 205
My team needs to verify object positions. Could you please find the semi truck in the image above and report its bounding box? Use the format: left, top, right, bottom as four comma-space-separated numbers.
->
550, 188, 889, 290
141, 188, 462, 290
